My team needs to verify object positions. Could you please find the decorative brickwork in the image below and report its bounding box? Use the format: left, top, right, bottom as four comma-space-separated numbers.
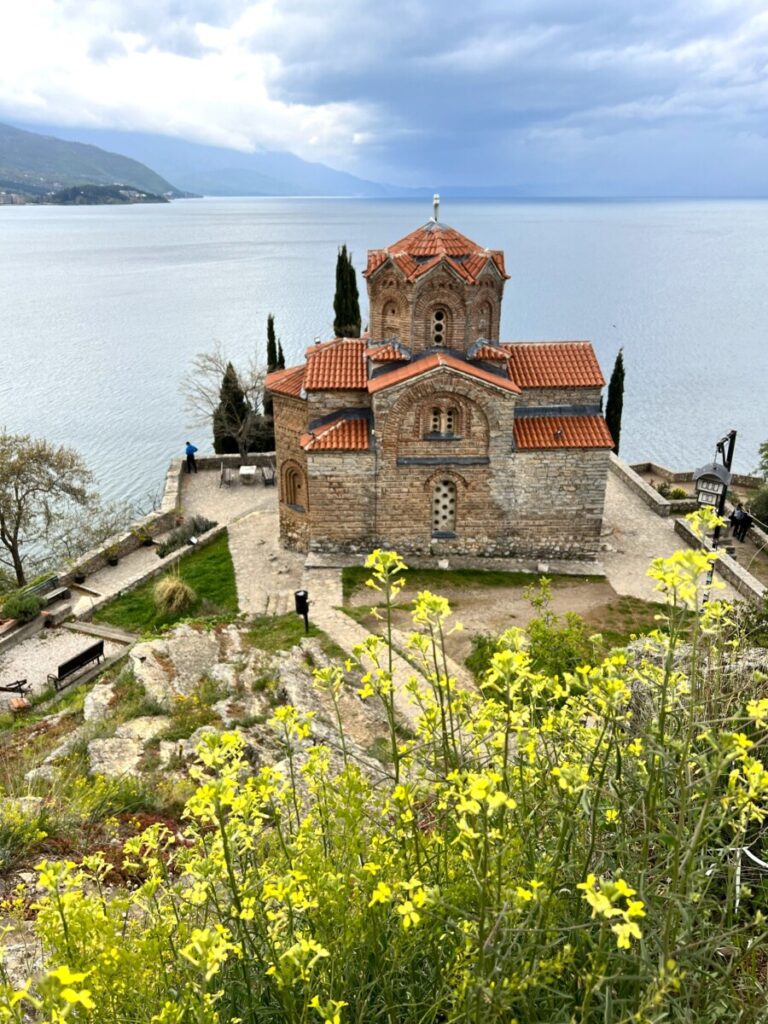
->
265, 213, 613, 562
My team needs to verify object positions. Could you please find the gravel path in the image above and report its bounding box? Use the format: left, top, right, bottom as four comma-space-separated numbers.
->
0, 631, 122, 703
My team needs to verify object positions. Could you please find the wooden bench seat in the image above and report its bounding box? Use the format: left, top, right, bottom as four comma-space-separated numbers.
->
47, 640, 104, 692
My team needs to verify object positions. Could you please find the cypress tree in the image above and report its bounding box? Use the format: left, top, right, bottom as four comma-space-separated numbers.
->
605, 348, 625, 455
333, 244, 361, 337
266, 314, 278, 372
213, 362, 249, 454
264, 314, 277, 421
276, 341, 285, 370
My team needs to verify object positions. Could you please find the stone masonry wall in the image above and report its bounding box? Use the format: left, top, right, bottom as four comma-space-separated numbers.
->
306, 389, 371, 421
516, 386, 603, 408
306, 452, 377, 553
273, 394, 310, 551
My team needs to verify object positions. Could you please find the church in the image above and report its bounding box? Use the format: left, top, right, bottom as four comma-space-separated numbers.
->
265, 201, 614, 563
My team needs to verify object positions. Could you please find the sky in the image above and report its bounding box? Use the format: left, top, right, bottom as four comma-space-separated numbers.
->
2, 0, 768, 194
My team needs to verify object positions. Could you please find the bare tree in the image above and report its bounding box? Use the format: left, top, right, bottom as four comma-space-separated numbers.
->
0, 432, 96, 585
180, 344, 267, 459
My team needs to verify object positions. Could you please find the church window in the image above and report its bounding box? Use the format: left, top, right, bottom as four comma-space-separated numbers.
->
425, 404, 460, 437
432, 480, 456, 535
283, 464, 306, 511
432, 309, 446, 346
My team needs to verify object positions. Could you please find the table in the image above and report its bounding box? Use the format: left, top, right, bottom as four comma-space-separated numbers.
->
239, 465, 258, 484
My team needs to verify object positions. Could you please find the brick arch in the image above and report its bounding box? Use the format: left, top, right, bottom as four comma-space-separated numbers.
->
369, 280, 408, 341
422, 467, 470, 492
280, 459, 308, 511
387, 381, 498, 443
411, 276, 467, 350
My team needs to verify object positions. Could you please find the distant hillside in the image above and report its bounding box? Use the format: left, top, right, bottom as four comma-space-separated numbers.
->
14, 125, 414, 198
0, 122, 185, 198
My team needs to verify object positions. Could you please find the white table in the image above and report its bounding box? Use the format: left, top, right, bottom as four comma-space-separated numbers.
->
239, 465, 258, 484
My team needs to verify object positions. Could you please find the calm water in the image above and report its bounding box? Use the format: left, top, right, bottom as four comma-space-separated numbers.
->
0, 197, 766, 504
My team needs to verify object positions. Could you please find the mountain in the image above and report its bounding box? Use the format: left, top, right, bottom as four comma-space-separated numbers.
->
0, 122, 185, 197
13, 124, 413, 198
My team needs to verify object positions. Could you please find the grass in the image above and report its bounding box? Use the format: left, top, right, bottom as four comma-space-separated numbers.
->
246, 613, 347, 661
341, 565, 604, 601
93, 533, 238, 633
584, 594, 677, 648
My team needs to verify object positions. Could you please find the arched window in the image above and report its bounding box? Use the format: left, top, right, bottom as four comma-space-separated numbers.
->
383, 301, 398, 337
475, 301, 492, 339
432, 308, 447, 346
426, 405, 460, 436
432, 479, 456, 535
283, 464, 306, 511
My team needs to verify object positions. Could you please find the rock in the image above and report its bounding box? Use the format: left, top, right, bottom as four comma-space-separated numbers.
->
213, 691, 270, 728
2, 796, 43, 817
131, 626, 224, 709
24, 765, 56, 784
83, 680, 117, 722
115, 715, 171, 742
88, 737, 143, 777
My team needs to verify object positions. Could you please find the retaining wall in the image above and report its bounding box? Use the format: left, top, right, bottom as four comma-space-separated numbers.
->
673, 519, 766, 606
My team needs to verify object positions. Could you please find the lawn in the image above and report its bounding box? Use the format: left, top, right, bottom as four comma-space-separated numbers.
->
93, 533, 238, 633
341, 565, 604, 601
246, 613, 346, 660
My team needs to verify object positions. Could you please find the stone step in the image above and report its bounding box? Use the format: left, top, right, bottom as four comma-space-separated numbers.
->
63, 620, 139, 645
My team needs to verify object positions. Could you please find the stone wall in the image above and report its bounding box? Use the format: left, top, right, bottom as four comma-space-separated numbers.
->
306, 451, 377, 553
273, 395, 310, 551
674, 518, 766, 606
306, 389, 371, 421
516, 386, 603, 408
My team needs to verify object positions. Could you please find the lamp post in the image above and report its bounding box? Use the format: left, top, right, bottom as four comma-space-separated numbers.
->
693, 430, 737, 603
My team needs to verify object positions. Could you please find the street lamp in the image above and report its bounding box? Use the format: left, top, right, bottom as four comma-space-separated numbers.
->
693, 429, 737, 602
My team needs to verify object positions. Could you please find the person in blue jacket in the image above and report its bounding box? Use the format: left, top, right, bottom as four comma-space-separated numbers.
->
185, 441, 198, 474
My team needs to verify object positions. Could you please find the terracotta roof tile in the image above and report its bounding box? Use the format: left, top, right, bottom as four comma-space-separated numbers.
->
469, 344, 508, 361
367, 343, 407, 362
364, 220, 509, 283
514, 415, 614, 450
368, 351, 521, 395
300, 415, 370, 452
304, 339, 367, 390
504, 342, 605, 388
265, 364, 305, 398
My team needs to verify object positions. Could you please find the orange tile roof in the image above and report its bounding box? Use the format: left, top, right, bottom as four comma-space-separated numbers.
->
300, 415, 370, 452
367, 343, 407, 362
470, 344, 508, 361
365, 220, 509, 283
304, 339, 367, 390
514, 415, 614, 450
265, 364, 305, 398
504, 342, 605, 388
368, 351, 521, 395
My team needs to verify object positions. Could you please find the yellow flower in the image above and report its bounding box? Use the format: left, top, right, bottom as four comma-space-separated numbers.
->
396, 900, 421, 929
368, 881, 393, 907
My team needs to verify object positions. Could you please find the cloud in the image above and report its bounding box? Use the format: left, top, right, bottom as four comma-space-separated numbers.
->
2, 0, 768, 192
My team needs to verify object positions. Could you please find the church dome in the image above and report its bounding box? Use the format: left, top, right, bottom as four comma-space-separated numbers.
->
365, 218, 509, 283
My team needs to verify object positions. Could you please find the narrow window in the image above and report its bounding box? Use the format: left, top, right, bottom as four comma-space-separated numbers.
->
432, 309, 446, 346
432, 479, 456, 534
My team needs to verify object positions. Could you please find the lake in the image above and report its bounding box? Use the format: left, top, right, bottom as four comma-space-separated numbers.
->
0, 196, 765, 505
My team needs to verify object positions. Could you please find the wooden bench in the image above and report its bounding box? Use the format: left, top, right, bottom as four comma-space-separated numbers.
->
47, 640, 104, 692
41, 586, 71, 608
262, 464, 276, 486
0, 679, 30, 695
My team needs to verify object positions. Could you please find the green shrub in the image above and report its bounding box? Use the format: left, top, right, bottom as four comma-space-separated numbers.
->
668, 486, 690, 500
156, 516, 217, 559
748, 485, 768, 528
1, 590, 42, 623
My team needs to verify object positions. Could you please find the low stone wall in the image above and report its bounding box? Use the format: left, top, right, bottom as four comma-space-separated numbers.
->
673, 519, 766, 605
610, 455, 674, 517
78, 524, 229, 622
60, 453, 276, 587
631, 461, 764, 491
